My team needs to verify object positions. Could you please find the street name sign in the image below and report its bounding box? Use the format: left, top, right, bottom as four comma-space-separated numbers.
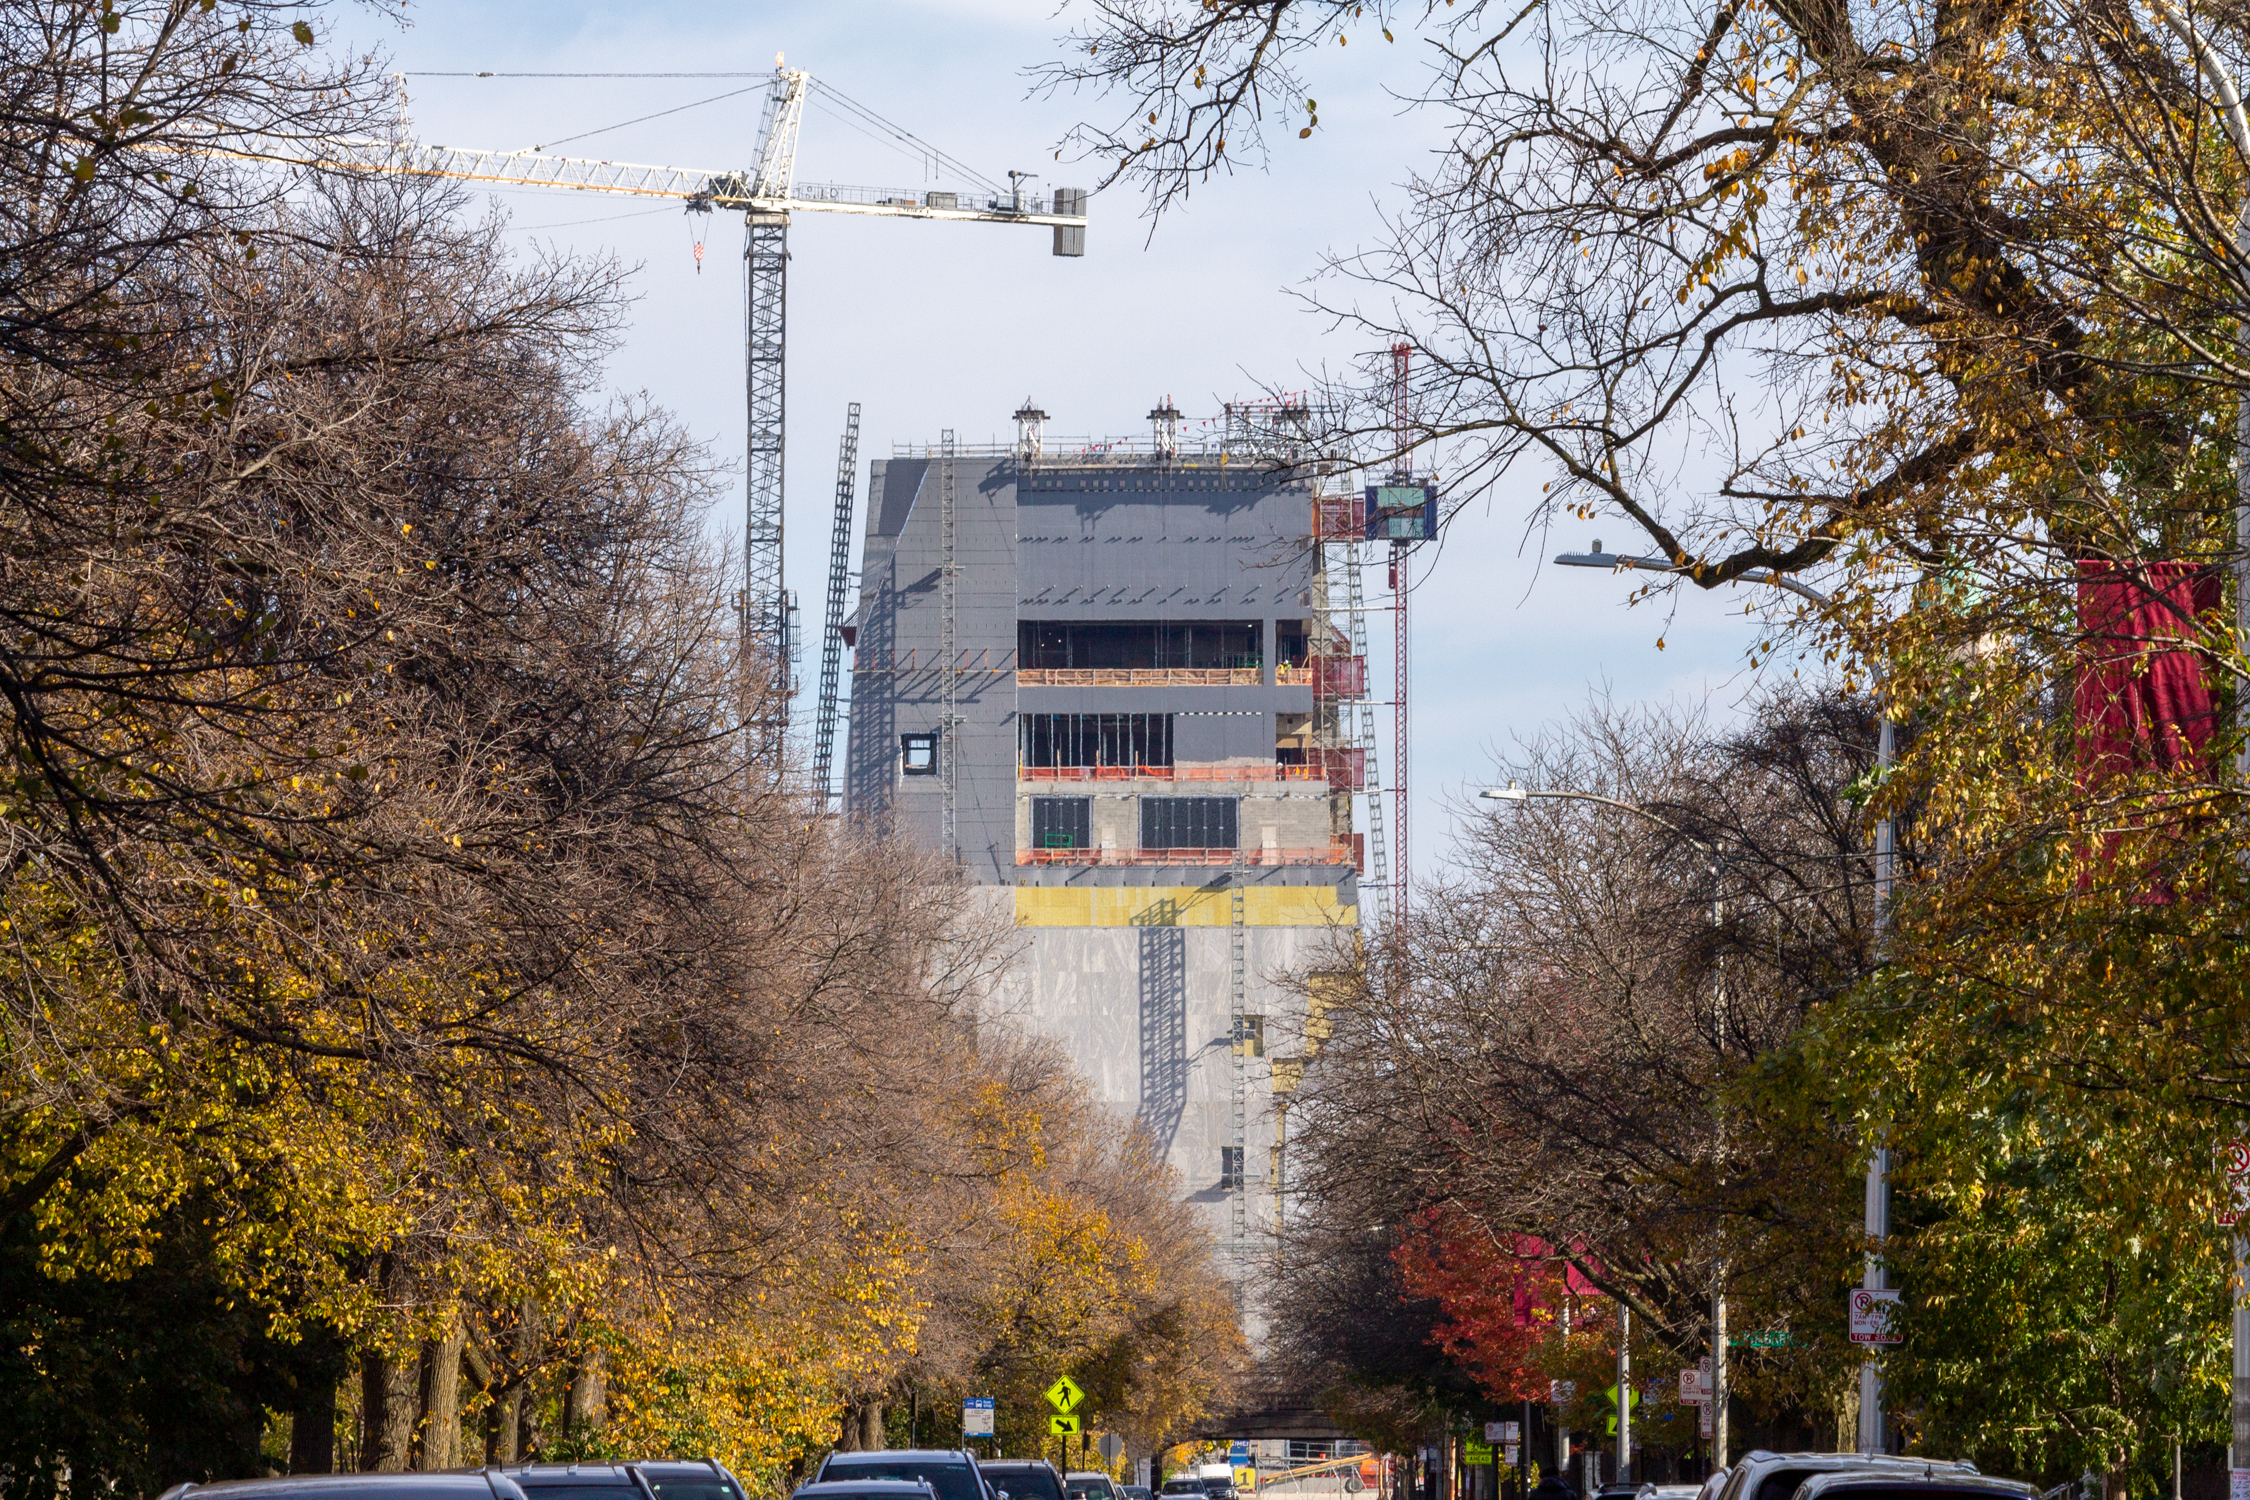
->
964, 1397, 995, 1437
1848, 1287, 1903, 1345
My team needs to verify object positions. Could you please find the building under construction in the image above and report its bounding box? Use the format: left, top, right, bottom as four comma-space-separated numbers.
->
841, 401, 1383, 1304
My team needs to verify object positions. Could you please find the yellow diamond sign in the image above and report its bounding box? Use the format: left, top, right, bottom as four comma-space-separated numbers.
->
1044, 1375, 1085, 1414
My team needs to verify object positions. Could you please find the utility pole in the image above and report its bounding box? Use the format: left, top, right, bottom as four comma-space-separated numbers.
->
1711, 1282, 1728, 1470
1616, 1303, 1631, 1484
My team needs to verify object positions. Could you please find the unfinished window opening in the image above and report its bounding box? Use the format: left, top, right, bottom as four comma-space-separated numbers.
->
900, 732, 938, 776
1018, 619, 1263, 671
1020, 713, 1173, 768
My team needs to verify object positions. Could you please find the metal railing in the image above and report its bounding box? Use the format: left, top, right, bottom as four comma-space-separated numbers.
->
1019, 764, 1328, 783
1018, 666, 1265, 687
1016, 842, 1356, 867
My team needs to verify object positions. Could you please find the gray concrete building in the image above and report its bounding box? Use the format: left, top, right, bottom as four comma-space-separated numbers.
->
842, 405, 1371, 1312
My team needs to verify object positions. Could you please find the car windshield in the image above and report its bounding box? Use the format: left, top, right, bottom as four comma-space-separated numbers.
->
986, 1475, 1062, 1500
825, 1461, 980, 1500
649, 1485, 736, 1500
1747, 1470, 1823, 1500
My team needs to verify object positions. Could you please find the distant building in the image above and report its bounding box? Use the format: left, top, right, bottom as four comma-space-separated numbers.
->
842, 402, 1373, 1313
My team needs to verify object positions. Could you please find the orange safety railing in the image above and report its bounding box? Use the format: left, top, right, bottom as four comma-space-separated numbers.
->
1019, 764, 1328, 782
1275, 664, 1318, 686
1017, 667, 1263, 687
1017, 843, 1357, 867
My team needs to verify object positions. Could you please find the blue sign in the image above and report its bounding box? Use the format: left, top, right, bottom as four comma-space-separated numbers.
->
964, 1396, 995, 1437
1365, 483, 1437, 541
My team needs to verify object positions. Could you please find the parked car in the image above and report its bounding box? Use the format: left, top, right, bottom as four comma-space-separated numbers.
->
1718, 1453, 1983, 1500
1122, 1488, 1155, 1500
161, 1478, 530, 1500
979, 1462, 1067, 1500
1160, 1483, 1209, 1499
819, 1450, 1000, 1500
1066, 1474, 1122, 1500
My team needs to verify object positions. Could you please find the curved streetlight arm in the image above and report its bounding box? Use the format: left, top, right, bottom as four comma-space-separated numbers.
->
1479, 782, 1718, 856
1554, 548, 1836, 609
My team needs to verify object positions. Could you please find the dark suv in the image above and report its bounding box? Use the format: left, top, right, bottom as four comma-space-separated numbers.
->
818, 1450, 998, 1500
1719, 1453, 1984, 1500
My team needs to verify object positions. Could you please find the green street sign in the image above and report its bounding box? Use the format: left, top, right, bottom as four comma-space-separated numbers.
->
1464, 1444, 1495, 1465
1044, 1375, 1086, 1414
1730, 1331, 1797, 1349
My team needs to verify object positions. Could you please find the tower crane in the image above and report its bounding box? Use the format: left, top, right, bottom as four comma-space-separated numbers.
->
306, 66, 1087, 728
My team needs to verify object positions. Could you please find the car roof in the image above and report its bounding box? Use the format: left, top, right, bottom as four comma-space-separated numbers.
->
796, 1485, 938, 1495
980, 1464, 1056, 1472
162, 1480, 525, 1500
832, 1455, 977, 1463
1791, 1477, 2028, 1500
504, 1473, 635, 1488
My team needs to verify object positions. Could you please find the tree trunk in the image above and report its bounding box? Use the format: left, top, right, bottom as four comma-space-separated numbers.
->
508, 1299, 544, 1462
861, 1400, 884, 1452
421, 1322, 466, 1470
361, 1348, 417, 1472
564, 1348, 607, 1437
292, 1371, 338, 1473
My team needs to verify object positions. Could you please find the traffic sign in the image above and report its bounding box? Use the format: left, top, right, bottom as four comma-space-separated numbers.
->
1848, 1287, 1903, 1345
1100, 1435, 1124, 1462
964, 1397, 995, 1437
1679, 1366, 1711, 1403
1045, 1375, 1086, 1414
1050, 1414, 1084, 1436
1464, 1442, 1495, 1465
2222, 1141, 2250, 1226
1549, 1380, 1577, 1404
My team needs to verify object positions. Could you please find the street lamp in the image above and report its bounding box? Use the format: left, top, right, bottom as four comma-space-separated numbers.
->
1478, 781, 1728, 1474
1547, 540, 1899, 1454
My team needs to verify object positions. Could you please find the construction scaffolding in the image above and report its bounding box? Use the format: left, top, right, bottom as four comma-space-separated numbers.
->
812, 403, 861, 808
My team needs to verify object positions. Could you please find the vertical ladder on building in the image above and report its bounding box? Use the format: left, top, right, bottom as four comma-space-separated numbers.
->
1228, 849, 1249, 1277
1346, 544, 1389, 930
938, 430, 959, 861
812, 403, 861, 810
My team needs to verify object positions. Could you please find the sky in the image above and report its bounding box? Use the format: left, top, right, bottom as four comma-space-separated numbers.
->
345, 0, 1778, 879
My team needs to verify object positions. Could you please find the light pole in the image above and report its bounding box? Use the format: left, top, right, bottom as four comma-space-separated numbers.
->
1479, 780, 1729, 1468
1550, 542, 1896, 1453
2134, 7, 2250, 1479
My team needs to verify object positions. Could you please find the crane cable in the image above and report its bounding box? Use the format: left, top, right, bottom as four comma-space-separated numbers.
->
406, 69, 1011, 195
